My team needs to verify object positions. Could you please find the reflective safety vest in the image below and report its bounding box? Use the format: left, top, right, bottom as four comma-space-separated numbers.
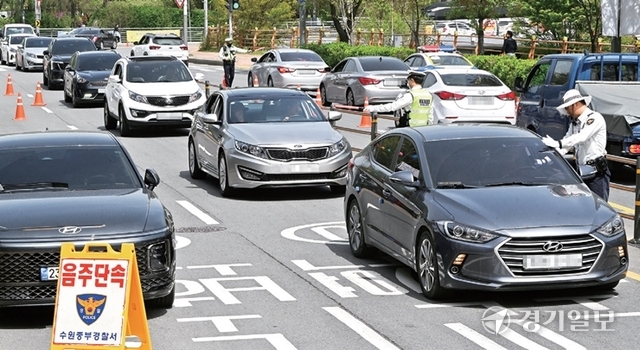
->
408, 89, 433, 127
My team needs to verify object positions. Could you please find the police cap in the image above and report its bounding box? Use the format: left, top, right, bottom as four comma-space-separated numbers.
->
407, 71, 426, 83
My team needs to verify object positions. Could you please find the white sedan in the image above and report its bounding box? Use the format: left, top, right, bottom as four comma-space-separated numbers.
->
422, 68, 516, 125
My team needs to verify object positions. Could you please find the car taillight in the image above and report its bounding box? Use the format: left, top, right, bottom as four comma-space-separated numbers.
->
317, 68, 328, 73
149, 45, 161, 50
629, 144, 640, 155
435, 91, 466, 100
180, 45, 188, 51
277, 66, 296, 73
497, 91, 516, 100
348, 158, 355, 170
358, 77, 381, 85
92, 36, 98, 42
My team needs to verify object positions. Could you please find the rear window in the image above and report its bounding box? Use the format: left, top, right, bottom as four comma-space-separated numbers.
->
359, 58, 408, 71
25, 37, 52, 48
152, 37, 183, 46
126, 60, 192, 83
52, 40, 96, 54
429, 55, 471, 66
279, 52, 323, 62
440, 73, 503, 87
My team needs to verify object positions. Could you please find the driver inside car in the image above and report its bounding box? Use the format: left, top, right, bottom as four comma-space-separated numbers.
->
282, 101, 304, 121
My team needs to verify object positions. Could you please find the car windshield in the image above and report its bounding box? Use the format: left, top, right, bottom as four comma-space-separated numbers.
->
428, 55, 471, 66
51, 40, 96, 55
152, 37, 183, 45
6, 27, 34, 36
0, 146, 141, 191
425, 137, 580, 188
227, 97, 327, 124
25, 38, 52, 48
279, 52, 323, 62
67, 28, 84, 35
10, 36, 28, 45
78, 54, 119, 71
126, 60, 191, 83
440, 73, 504, 86
359, 58, 409, 71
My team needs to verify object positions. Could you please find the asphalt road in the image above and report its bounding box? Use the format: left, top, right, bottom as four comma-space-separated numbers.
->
1, 45, 640, 350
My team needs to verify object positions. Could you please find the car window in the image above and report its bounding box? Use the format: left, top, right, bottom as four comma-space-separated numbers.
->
332, 60, 347, 73
113, 63, 123, 79
0, 146, 141, 190
430, 55, 471, 66
152, 37, 183, 46
343, 60, 357, 72
78, 54, 119, 71
395, 138, 421, 179
425, 137, 580, 187
25, 37, 52, 48
126, 61, 191, 83
279, 52, 323, 62
404, 56, 415, 66
51, 40, 96, 54
413, 56, 426, 66
360, 58, 408, 71
6, 27, 34, 36
588, 62, 639, 81
550, 60, 572, 86
524, 60, 550, 94
9, 36, 27, 45
258, 53, 270, 63
205, 94, 221, 114
227, 96, 326, 124
372, 135, 401, 171
423, 73, 437, 88
440, 73, 503, 86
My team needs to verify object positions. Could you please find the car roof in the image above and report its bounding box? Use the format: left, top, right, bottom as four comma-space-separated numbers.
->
430, 68, 493, 75
0, 131, 118, 150
418, 52, 465, 57
24, 36, 52, 41
223, 87, 309, 98
354, 56, 403, 62
75, 50, 120, 57
274, 48, 317, 54
125, 56, 178, 63
53, 37, 92, 42
148, 33, 180, 38
391, 124, 537, 142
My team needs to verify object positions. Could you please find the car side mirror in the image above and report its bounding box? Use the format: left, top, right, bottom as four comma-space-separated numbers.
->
389, 170, 420, 188
108, 75, 121, 83
578, 165, 597, 181
327, 111, 342, 121
65, 65, 72, 71
514, 77, 524, 92
43, 50, 49, 55
251, 57, 257, 62
17, 44, 22, 49
202, 113, 221, 124
193, 72, 205, 83
133, 41, 139, 45
144, 168, 160, 191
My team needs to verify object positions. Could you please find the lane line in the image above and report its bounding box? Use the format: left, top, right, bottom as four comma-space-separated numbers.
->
608, 202, 634, 215
323, 306, 400, 350
626, 270, 640, 282
176, 200, 219, 225
444, 323, 508, 350
67, 125, 78, 130
41, 106, 52, 113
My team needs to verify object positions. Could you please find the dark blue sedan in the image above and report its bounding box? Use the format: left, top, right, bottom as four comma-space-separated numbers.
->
63, 50, 121, 107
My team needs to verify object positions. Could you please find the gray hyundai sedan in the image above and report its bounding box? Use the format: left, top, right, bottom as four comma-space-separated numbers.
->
345, 124, 628, 300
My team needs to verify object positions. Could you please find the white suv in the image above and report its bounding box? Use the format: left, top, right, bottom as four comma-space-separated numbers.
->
130, 33, 189, 66
435, 22, 475, 37
103, 56, 206, 136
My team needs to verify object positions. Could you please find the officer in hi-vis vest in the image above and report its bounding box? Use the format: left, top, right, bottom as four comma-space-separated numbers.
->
218, 37, 250, 88
363, 71, 436, 127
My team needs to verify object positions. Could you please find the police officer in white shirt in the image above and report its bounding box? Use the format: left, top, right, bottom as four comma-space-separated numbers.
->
542, 89, 610, 200
218, 37, 250, 88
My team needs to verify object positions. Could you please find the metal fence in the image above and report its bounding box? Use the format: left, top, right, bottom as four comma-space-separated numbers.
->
37, 27, 207, 43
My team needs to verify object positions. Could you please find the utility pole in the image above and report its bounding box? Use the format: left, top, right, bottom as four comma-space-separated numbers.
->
204, 0, 208, 40
183, 0, 189, 44
299, 0, 306, 47
611, 0, 622, 53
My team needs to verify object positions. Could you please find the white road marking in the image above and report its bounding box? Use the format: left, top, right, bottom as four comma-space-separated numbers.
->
175, 235, 191, 249
41, 106, 53, 113
292, 259, 364, 271
484, 321, 549, 350
534, 295, 614, 311
67, 125, 78, 130
323, 306, 401, 350
173, 297, 216, 307
177, 315, 261, 332
186, 263, 252, 275
444, 323, 508, 350
176, 200, 218, 224
191, 333, 297, 349
27, 94, 33, 98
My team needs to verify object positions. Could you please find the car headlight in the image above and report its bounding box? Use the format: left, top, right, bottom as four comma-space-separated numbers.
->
76, 76, 88, 83
129, 91, 148, 104
235, 140, 268, 159
438, 221, 498, 243
596, 215, 624, 237
189, 90, 202, 103
26, 52, 36, 58
328, 139, 347, 157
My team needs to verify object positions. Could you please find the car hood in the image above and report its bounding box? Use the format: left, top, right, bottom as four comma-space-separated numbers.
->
0, 189, 161, 240
127, 81, 198, 95
77, 70, 111, 80
229, 122, 343, 146
433, 184, 616, 235
24, 47, 47, 55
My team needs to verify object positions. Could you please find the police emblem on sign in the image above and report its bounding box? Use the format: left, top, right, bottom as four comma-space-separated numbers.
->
76, 294, 107, 325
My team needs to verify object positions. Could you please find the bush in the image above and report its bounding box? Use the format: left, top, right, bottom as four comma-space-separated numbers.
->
466, 55, 537, 89
302, 42, 414, 67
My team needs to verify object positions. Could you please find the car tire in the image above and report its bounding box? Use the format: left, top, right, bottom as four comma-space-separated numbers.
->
218, 153, 234, 197
119, 104, 132, 137
189, 139, 206, 179
417, 230, 447, 300
104, 101, 117, 130
320, 84, 330, 107
64, 86, 72, 103
346, 198, 371, 258
99, 41, 104, 50
71, 85, 80, 108
130, 51, 135, 57
247, 73, 254, 87
267, 76, 274, 87
146, 285, 175, 309
1, 53, 5, 65
111, 41, 117, 49
346, 89, 355, 106
43, 71, 48, 86
15, 59, 21, 70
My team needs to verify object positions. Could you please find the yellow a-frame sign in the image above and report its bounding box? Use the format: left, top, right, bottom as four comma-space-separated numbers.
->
50, 242, 152, 350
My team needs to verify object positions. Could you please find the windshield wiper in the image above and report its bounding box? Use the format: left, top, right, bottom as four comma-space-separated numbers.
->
484, 181, 547, 187
436, 183, 479, 189
0, 182, 69, 192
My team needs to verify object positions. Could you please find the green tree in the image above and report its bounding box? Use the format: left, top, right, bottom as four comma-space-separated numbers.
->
314, 0, 366, 43
394, 0, 432, 48
448, 0, 510, 54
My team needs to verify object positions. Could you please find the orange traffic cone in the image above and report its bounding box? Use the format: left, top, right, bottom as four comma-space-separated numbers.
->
297, 84, 301, 90
13, 93, 26, 120
253, 75, 259, 87
358, 96, 372, 128
221, 77, 227, 89
315, 87, 322, 107
5, 74, 14, 96
32, 81, 46, 106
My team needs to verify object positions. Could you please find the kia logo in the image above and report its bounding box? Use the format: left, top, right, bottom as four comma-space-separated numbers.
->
59, 226, 82, 234
542, 241, 563, 252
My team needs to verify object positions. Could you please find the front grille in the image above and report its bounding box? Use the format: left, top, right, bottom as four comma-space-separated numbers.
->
147, 95, 191, 107
0, 252, 60, 283
498, 235, 603, 277
36, 55, 44, 59
267, 147, 329, 161
0, 284, 57, 300
141, 275, 174, 292
267, 173, 331, 181
90, 80, 107, 87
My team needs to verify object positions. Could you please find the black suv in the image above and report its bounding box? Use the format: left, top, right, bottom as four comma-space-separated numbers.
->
43, 37, 97, 90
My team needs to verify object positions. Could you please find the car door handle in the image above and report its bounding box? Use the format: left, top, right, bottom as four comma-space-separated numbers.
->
382, 189, 391, 198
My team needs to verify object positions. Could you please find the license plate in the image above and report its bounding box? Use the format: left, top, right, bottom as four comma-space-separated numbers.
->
297, 70, 315, 75
157, 112, 183, 120
280, 163, 320, 173
40, 266, 59, 281
468, 96, 494, 105
383, 79, 402, 87
523, 254, 582, 270
98, 88, 105, 93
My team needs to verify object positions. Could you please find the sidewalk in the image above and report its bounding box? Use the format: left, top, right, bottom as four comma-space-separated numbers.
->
188, 44, 257, 69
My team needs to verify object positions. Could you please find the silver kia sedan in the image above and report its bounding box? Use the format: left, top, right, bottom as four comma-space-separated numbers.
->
188, 88, 352, 197
319, 56, 410, 107
247, 49, 330, 92
16, 36, 52, 71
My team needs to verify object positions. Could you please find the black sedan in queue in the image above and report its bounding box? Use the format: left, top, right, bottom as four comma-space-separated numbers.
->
43, 37, 97, 90
345, 124, 628, 300
64, 50, 121, 107
0, 131, 176, 308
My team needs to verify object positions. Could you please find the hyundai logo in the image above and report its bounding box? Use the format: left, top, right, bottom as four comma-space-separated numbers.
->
59, 226, 82, 234
164, 97, 173, 104
542, 241, 563, 252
